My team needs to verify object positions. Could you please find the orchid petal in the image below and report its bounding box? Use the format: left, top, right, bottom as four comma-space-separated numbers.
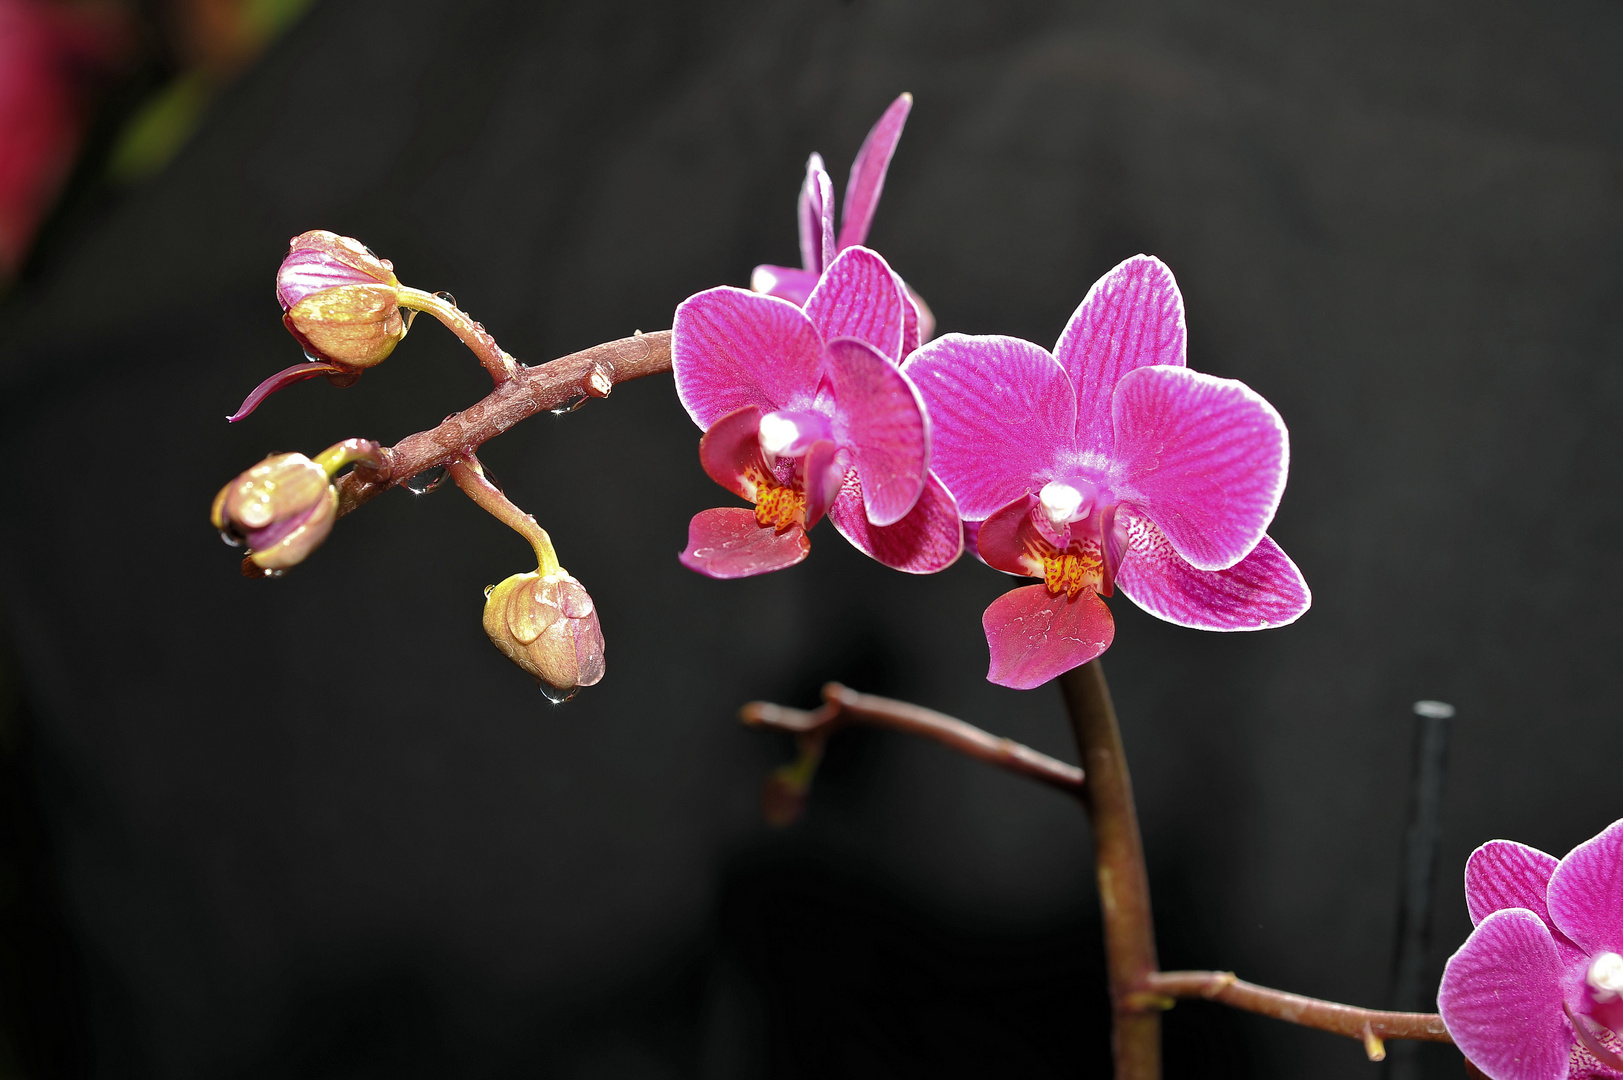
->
975, 494, 1046, 578
828, 471, 963, 574
1110, 365, 1288, 571
838, 92, 912, 251
900, 278, 920, 358
909, 285, 936, 344
904, 334, 1076, 520
804, 246, 906, 362
1548, 819, 1623, 957
672, 287, 824, 430
679, 508, 810, 579
1115, 518, 1309, 630
1466, 841, 1561, 929
798, 153, 835, 274
801, 440, 842, 531
226, 360, 348, 422
824, 337, 928, 526
1057, 255, 1187, 447
751, 264, 820, 306
983, 584, 1114, 691
697, 405, 768, 502
1438, 908, 1570, 1080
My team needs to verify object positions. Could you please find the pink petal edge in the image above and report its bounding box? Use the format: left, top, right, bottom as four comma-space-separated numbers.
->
1547, 819, 1623, 958
1438, 908, 1570, 1080
983, 584, 1115, 690
1466, 841, 1560, 929
838, 92, 912, 251
824, 337, 928, 526
1109, 364, 1288, 571
750, 264, 819, 306
1114, 519, 1308, 631
804, 246, 906, 362
827, 470, 963, 574
672, 287, 825, 430
678, 507, 810, 579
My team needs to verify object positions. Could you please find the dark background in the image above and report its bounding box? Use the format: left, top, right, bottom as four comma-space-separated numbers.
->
2, 0, 1621, 1076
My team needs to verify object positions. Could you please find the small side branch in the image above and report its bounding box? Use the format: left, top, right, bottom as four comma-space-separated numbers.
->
1148, 970, 1452, 1054
335, 330, 672, 517
396, 286, 520, 384
740, 682, 1084, 796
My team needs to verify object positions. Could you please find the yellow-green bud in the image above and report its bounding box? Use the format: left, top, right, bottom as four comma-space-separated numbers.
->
483, 569, 606, 698
211, 452, 337, 571
276, 230, 407, 369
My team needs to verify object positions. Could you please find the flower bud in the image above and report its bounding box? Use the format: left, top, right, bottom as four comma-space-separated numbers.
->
276, 230, 407, 369
211, 452, 338, 571
483, 569, 606, 698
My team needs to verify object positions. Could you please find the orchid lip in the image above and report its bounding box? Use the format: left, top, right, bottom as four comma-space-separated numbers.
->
758, 409, 833, 463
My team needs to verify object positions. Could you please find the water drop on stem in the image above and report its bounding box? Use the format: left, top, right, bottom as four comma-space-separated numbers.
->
403, 465, 448, 494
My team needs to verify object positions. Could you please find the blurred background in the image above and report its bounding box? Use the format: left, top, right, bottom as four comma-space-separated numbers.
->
1, 1, 1620, 1076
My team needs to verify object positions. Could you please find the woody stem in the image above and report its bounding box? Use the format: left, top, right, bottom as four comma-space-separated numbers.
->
446, 455, 559, 575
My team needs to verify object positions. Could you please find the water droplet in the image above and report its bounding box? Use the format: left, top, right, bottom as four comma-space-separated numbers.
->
433, 290, 457, 308
540, 683, 576, 705
302, 348, 325, 364
400, 308, 417, 332
550, 393, 588, 416
403, 465, 447, 494
585, 361, 614, 398
483, 584, 496, 598
218, 530, 242, 549
480, 462, 503, 492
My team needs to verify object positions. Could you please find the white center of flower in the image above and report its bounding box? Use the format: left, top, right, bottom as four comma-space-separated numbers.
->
1590, 953, 1623, 1001
1039, 481, 1087, 528
758, 414, 803, 458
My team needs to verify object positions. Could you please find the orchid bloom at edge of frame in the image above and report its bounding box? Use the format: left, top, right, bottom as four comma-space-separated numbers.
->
1438, 819, 1623, 1080
750, 92, 935, 348
903, 254, 1309, 690
672, 244, 963, 580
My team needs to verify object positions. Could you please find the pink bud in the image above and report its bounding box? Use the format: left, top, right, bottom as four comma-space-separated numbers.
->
276, 230, 407, 369
210, 452, 337, 571
482, 570, 606, 698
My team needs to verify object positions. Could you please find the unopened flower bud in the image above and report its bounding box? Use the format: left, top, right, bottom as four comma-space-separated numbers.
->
211, 452, 337, 571
277, 230, 407, 369
483, 569, 606, 698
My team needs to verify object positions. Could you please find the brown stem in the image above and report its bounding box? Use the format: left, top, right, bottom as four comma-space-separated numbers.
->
740, 682, 1085, 795
446, 455, 560, 574
1148, 971, 1452, 1054
396, 286, 520, 383
335, 330, 672, 517
1058, 661, 1160, 1080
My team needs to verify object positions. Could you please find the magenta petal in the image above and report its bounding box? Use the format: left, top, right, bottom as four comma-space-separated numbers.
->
975, 494, 1046, 578
804, 246, 906, 362
226, 360, 347, 422
1110, 365, 1288, 571
903, 334, 1076, 520
837, 92, 912, 251
1548, 819, 1623, 957
983, 584, 1115, 690
798, 153, 836, 274
1466, 841, 1561, 928
828, 471, 963, 574
1057, 255, 1187, 448
275, 247, 378, 310
1115, 518, 1309, 630
900, 285, 920, 357
801, 440, 842, 530
1438, 909, 1571, 1080
824, 337, 928, 526
697, 404, 767, 501
751, 264, 820, 306
672, 287, 824, 429
679, 508, 810, 579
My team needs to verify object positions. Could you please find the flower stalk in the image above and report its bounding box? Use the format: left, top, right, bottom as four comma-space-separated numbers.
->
396, 286, 519, 384
446, 455, 558, 575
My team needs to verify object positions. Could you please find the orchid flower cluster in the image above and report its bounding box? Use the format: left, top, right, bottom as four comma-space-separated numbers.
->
206, 94, 1612, 1078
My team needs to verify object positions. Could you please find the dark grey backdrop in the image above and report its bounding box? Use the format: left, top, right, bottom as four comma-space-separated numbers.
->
2, 1, 1620, 1077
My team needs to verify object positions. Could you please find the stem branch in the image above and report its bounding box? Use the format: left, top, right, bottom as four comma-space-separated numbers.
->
1058, 661, 1161, 1080
446, 455, 559, 574
334, 330, 672, 518
740, 682, 1084, 795
396, 286, 520, 383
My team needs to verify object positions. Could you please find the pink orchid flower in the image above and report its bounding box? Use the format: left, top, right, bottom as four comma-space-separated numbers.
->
903, 255, 1309, 689
1439, 820, 1623, 1080
750, 93, 935, 349
673, 245, 962, 579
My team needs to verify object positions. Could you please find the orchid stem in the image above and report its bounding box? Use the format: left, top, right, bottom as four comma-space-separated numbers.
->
1058, 660, 1161, 1080
396, 285, 520, 384
740, 683, 1085, 795
311, 438, 386, 482
447, 455, 559, 575
1148, 971, 1451, 1051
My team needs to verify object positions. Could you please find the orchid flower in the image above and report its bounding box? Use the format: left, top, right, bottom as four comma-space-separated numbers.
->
904, 255, 1309, 689
1439, 820, 1623, 1080
750, 93, 935, 349
672, 245, 962, 579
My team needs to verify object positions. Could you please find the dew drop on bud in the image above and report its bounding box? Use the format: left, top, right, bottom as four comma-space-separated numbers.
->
483, 584, 495, 598
550, 393, 588, 416
218, 530, 242, 549
540, 683, 577, 705
433, 290, 457, 308
403, 465, 448, 494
